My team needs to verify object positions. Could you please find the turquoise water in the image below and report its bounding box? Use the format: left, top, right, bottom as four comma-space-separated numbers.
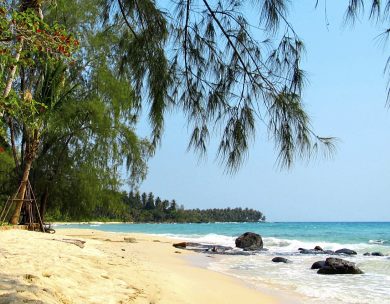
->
58, 222, 390, 246
57, 222, 390, 304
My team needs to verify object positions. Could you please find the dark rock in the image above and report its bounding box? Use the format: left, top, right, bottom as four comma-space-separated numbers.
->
173, 242, 187, 249
311, 261, 326, 269
314, 246, 323, 251
317, 257, 363, 275
272, 257, 291, 263
335, 248, 357, 255
299, 248, 335, 255
364, 252, 385, 256
235, 232, 263, 251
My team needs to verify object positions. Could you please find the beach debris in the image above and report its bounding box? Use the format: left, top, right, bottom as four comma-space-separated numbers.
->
311, 261, 326, 269
23, 274, 39, 282
317, 258, 363, 275
335, 248, 357, 255
272, 257, 292, 263
42, 272, 52, 278
124, 237, 136, 243
121, 249, 126, 251
235, 232, 263, 251
174, 251, 182, 254
53, 238, 86, 248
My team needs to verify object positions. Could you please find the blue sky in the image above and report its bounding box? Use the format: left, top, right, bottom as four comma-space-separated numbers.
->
137, 2, 390, 222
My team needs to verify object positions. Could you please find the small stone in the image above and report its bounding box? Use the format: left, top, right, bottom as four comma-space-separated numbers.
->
335, 248, 357, 255
272, 257, 292, 263
173, 242, 187, 249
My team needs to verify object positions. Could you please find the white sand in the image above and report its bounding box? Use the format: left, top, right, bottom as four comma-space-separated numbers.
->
0, 229, 280, 304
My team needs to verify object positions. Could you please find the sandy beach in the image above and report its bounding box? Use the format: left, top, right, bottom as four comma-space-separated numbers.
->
0, 229, 279, 304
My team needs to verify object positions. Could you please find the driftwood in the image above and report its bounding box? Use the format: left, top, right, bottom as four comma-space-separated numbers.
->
53, 238, 86, 248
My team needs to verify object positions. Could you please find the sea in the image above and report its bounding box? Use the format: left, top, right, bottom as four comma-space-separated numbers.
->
56, 222, 390, 304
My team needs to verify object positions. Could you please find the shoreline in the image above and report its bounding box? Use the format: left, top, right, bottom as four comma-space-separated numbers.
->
0, 228, 282, 304
52, 221, 133, 225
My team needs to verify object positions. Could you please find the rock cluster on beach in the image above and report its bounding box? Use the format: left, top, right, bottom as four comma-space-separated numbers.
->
298, 246, 357, 255
172, 232, 387, 276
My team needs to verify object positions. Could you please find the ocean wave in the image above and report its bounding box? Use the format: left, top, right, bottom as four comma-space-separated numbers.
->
368, 239, 388, 245
160, 233, 390, 255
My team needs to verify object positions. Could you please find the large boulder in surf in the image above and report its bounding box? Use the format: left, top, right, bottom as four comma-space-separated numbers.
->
335, 248, 357, 255
317, 257, 363, 275
311, 260, 326, 269
235, 232, 263, 251
314, 246, 323, 251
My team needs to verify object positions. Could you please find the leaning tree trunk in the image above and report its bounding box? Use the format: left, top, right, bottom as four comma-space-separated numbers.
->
9, 131, 39, 224
9, 154, 33, 224
7, 1, 44, 225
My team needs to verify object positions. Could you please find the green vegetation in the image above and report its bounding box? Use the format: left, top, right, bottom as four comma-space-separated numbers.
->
0, 1, 388, 224
45, 190, 265, 223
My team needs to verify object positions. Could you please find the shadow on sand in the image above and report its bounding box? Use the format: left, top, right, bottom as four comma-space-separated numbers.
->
0, 273, 47, 304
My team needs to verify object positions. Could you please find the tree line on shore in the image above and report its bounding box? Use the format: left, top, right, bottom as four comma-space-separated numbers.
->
44, 190, 266, 223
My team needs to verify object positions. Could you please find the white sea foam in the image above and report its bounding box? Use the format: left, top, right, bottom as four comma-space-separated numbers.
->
163, 232, 390, 304
208, 250, 390, 304
163, 233, 236, 247
164, 233, 390, 255
368, 239, 388, 245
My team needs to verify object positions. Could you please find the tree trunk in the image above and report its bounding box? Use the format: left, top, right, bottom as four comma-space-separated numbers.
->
8, 117, 19, 170
9, 156, 33, 224
2, 39, 24, 98
39, 186, 49, 223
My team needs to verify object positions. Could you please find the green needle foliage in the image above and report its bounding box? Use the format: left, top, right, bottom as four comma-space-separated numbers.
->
102, 0, 335, 173
7, 0, 390, 221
